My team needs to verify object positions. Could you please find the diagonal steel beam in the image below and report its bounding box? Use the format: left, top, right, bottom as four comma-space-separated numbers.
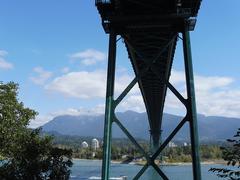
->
133, 163, 149, 180
152, 163, 169, 180
114, 77, 138, 107
114, 115, 171, 179
166, 81, 187, 106
114, 36, 177, 108
113, 116, 150, 162
127, 46, 186, 106
152, 117, 188, 160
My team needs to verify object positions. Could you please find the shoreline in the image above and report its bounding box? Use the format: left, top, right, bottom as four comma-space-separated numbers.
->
72, 158, 226, 166
134, 159, 226, 166
159, 160, 226, 166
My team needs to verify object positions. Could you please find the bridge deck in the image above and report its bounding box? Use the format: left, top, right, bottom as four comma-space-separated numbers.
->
96, 0, 201, 145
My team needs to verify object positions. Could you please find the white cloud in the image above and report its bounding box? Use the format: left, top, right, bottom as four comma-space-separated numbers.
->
30, 69, 240, 128
170, 69, 233, 90
0, 50, 13, 70
29, 115, 52, 128
118, 95, 145, 112
165, 90, 186, 112
69, 49, 106, 66
46, 70, 106, 98
61, 67, 70, 73
166, 69, 240, 118
45, 70, 137, 99
44, 67, 240, 118
196, 89, 240, 118
30, 67, 53, 85
169, 70, 185, 85
195, 76, 233, 91
50, 105, 105, 117
86, 69, 238, 118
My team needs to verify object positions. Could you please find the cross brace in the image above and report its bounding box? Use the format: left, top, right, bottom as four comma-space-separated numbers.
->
101, 24, 201, 180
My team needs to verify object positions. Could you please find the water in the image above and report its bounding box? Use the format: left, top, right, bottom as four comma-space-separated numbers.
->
71, 159, 223, 179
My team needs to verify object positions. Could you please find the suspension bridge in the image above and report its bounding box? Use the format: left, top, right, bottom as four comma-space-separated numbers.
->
95, 0, 202, 179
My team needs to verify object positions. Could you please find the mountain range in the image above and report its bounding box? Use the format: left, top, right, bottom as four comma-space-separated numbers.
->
42, 111, 240, 142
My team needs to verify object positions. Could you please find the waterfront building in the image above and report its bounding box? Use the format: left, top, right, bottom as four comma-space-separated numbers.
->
81, 141, 89, 148
91, 138, 100, 151
168, 141, 177, 148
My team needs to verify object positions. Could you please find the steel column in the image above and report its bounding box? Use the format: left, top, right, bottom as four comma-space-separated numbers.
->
150, 130, 161, 153
182, 26, 202, 180
101, 30, 117, 180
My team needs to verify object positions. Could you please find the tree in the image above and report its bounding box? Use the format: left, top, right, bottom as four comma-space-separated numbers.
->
0, 82, 37, 156
209, 128, 240, 179
0, 82, 73, 179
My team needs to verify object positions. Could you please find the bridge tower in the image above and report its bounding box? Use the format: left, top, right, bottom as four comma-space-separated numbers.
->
96, 0, 202, 179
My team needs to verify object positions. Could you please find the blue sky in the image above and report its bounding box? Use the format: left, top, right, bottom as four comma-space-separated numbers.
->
0, 1, 239, 127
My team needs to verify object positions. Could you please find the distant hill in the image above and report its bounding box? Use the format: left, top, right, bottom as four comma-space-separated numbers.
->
42, 111, 240, 142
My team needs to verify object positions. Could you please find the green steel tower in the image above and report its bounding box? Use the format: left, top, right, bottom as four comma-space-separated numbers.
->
96, 0, 202, 179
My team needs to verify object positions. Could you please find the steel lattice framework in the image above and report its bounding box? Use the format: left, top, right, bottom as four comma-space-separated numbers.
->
96, 0, 202, 179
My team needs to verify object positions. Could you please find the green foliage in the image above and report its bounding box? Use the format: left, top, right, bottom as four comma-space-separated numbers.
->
161, 145, 222, 163
0, 129, 73, 179
0, 82, 37, 156
0, 82, 73, 179
200, 145, 222, 160
209, 128, 240, 179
